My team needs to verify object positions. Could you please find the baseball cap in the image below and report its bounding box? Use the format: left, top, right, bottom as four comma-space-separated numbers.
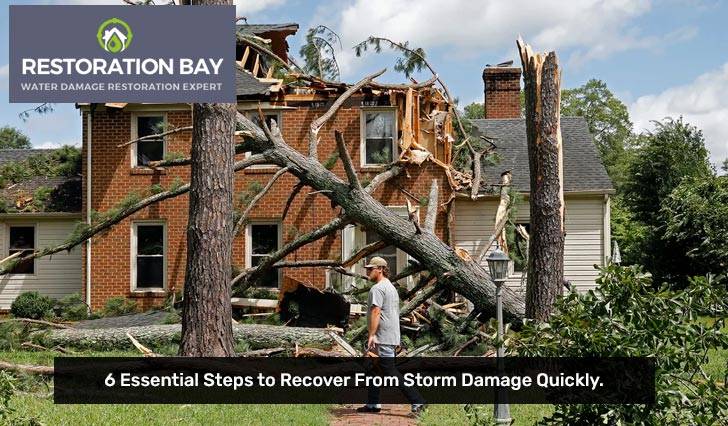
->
364, 256, 388, 269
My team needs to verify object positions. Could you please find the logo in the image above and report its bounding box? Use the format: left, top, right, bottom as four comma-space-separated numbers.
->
97, 18, 133, 53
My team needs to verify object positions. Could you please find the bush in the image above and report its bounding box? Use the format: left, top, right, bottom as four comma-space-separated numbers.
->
55, 293, 88, 321
10, 292, 54, 320
99, 297, 138, 317
509, 264, 728, 424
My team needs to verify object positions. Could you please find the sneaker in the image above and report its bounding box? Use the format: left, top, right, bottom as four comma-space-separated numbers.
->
356, 406, 381, 413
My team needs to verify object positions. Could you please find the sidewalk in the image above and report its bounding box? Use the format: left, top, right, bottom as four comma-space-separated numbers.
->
329, 404, 416, 426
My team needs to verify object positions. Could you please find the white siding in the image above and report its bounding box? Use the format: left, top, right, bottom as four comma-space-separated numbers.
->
453, 195, 608, 293
0, 218, 83, 309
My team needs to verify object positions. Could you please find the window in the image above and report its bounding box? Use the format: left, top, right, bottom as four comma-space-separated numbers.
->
132, 223, 165, 290
8, 226, 34, 274
244, 111, 282, 168
364, 230, 399, 277
361, 109, 396, 166
132, 114, 165, 167
247, 223, 281, 288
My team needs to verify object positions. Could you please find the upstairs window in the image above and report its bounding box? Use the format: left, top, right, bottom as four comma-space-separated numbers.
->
132, 223, 165, 290
247, 223, 281, 288
8, 226, 35, 275
132, 114, 166, 167
244, 111, 282, 168
361, 109, 396, 166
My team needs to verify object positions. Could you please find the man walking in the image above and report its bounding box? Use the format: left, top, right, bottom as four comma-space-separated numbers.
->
356, 256, 425, 416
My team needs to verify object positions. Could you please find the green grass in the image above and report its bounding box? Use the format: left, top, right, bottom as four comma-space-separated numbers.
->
1, 350, 331, 426
419, 404, 552, 426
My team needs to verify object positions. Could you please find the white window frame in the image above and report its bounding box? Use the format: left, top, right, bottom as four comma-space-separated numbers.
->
130, 221, 167, 292
130, 112, 167, 168
360, 107, 398, 168
245, 221, 283, 290
243, 110, 282, 169
5, 223, 37, 277
340, 206, 412, 290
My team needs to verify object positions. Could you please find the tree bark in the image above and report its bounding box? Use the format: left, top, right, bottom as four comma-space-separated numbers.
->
44, 324, 335, 351
179, 24, 237, 358
517, 38, 565, 321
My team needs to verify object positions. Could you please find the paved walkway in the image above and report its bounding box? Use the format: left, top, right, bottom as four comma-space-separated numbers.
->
329, 404, 416, 426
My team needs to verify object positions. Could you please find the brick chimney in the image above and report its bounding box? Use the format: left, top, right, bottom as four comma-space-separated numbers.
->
483, 65, 522, 119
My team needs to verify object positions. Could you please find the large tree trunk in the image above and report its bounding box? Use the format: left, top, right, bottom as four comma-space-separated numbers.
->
239, 117, 527, 324
517, 39, 565, 321
45, 324, 335, 351
179, 0, 236, 357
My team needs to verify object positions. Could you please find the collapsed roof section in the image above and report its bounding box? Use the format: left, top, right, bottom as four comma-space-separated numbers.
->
235, 25, 471, 191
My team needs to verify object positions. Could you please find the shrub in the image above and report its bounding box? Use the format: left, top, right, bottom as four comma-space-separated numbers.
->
10, 291, 54, 320
509, 264, 728, 425
99, 297, 138, 317
55, 293, 88, 321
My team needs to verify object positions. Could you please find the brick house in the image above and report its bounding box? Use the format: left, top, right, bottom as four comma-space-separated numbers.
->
78, 23, 454, 310
74, 25, 612, 311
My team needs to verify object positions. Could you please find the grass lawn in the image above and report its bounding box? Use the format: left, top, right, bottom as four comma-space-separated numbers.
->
1, 350, 331, 426
419, 404, 552, 426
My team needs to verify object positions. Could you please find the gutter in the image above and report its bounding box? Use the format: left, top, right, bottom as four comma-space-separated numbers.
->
85, 106, 93, 309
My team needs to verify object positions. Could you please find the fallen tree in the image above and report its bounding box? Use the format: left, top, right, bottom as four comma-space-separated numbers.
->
43, 324, 335, 351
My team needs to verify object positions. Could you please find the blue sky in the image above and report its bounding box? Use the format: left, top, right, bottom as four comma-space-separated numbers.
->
2, 0, 727, 165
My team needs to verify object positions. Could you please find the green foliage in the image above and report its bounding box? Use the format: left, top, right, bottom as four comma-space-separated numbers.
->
162, 151, 185, 162
462, 102, 484, 120
623, 117, 712, 225
354, 37, 427, 78
299, 25, 341, 81
99, 297, 138, 318
661, 175, 728, 276
54, 293, 88, 321
511, 264, 728, 424
0, 146, 81, 188
0, 126, 31, 149
10, 292, 54, 320
163, 311, 181, 325
0, 370, 42, 425
561, 79, 633, 184
322, 149, 339, 170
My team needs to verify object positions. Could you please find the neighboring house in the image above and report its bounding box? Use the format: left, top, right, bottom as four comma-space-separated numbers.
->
79, 23, 453, 310
453, 65, 614, 293
0, 149, 83, 310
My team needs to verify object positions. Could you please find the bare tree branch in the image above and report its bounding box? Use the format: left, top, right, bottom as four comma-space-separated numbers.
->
281, 181, 305, 222
233, 166, 290, 237
364, 165, 404, 194
424, 179, 439, 232
334, 130, 360, 189
308, 68, 386, 158
117, 126, 193, 148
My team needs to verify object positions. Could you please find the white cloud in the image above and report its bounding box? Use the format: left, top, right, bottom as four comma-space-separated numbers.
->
330, 0, 695, 74
630, 63, 728, 164
235, 0, 285, 16
0, 65, 8, 92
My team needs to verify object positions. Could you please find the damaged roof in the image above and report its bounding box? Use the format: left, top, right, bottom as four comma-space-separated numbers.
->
0, 149, 82, 213
0, 149, 56, 166
471, 117, 614, 194
236, 65, 272, 97
236, 23, 299, 36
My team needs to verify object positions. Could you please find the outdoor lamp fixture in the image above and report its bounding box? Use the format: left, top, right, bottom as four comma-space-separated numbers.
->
486, 242, 512, 425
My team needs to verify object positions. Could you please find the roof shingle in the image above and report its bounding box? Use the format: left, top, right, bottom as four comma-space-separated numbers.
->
470, 117, 614, 193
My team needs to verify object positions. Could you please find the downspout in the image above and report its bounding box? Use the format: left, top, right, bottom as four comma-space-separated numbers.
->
85, 106, 94, 309
603, 193, 611, 265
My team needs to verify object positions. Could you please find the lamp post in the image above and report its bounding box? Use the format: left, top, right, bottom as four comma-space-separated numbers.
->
486, 242, 512, 425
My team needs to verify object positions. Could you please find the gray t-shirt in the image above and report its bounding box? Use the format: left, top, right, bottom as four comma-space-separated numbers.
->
366, 278, 401, 346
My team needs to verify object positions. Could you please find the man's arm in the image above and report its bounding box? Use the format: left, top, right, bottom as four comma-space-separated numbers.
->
368, 306, 381, 351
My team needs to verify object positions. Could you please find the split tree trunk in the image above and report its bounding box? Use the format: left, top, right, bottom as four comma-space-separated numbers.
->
517, 39, 565, 321
179, 1, 236, 356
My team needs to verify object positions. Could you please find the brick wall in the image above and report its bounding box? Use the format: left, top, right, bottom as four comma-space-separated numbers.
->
483, 66, 522, 119
82, 103, 452, 310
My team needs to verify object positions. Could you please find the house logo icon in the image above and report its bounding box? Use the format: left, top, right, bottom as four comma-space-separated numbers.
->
96, 18, 133, 53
